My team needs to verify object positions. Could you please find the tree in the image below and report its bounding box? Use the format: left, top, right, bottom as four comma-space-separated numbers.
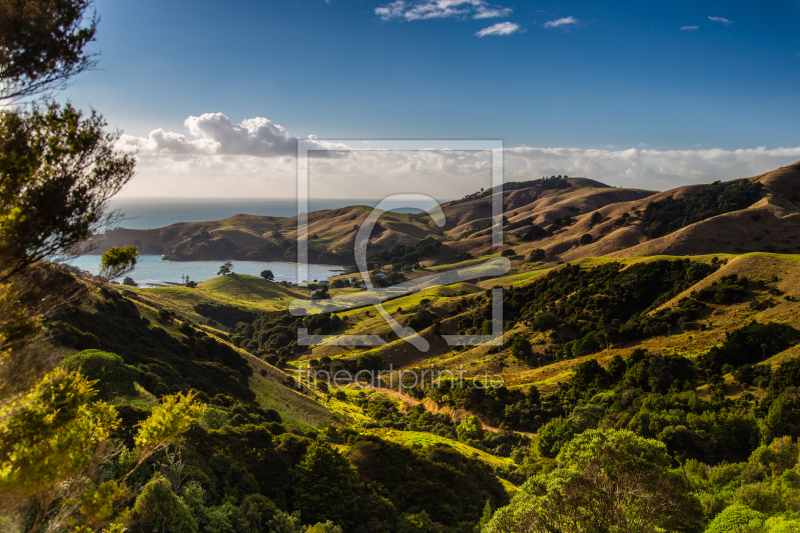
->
521, 225, 547, 242
0, 382, 205, 532
0, 0, 98, 102
530, 312, 559, 332
133, 474, 198, 533
218, 261, 233, 276
270, 510, 305, 533
60, 349, 139, 400
122, 276, 138, 287
292, 441, 361, 528
180, 481, 278, 533
733, 364, 755, 391
0, 2, 203, 531
397, 511, 438, 533
260, 269, 274, 281
760, 387, 800, 444
509, 336, 532, 361
748, 436, 800, 475
0, 104, 136, 282
704, 503, 765, 533
485, 429, 703, 533
100, 244, 139, 280
579, 233, 593, 245
528, 249, 546, 262
0, 103, 137, 358
501, 248, 516, 258
157, 308, 173, 324
457, 415, 484, 442
306, 521, 344, 533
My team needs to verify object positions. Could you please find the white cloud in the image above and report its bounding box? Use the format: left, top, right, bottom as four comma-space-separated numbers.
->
118, 113, 344, 158
376, 0, 511, 21
505, 145, 800, 191
475, 21, 521, 36
543, 16, 578, 29
708, 16, 733, 25
116, 113, 800, 199
375, 1, 406, 20
474, 6, 511, 19
680, 26, 699, 31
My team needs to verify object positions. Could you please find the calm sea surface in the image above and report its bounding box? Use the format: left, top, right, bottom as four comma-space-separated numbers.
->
67, 198, 425, 287
68, 255, 344, 288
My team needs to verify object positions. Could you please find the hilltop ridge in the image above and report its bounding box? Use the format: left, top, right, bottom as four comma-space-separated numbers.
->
89, 162, 800, 269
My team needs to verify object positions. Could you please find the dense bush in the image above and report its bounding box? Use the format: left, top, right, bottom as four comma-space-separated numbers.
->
49, 289, 269, 420
697, 321, 799, 375
60, 349, 139, 400
366, 236, 442, 271
481, 259, 723, 353
643, 180, 763, 238
193, 302, 261, 328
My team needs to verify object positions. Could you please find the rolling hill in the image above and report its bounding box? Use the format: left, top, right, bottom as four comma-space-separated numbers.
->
120, 273, 307, 329
89, 162, 800, 273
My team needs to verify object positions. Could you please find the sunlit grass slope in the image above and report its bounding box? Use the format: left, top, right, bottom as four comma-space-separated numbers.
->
123, 274, 307, 326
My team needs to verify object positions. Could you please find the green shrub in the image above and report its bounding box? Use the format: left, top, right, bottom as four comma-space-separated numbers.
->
60, 349, 139, 400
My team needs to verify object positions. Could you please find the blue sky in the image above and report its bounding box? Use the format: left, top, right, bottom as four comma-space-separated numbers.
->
61, 0, 800, 197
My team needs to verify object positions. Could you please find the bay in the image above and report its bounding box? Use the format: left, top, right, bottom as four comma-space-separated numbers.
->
67, 255, 345, 288
68, 197, 433, 287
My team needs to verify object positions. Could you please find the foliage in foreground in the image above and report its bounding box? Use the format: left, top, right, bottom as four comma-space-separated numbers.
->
484, 429, 703, 533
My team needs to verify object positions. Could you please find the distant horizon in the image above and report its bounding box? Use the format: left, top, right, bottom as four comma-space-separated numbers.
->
110, 157, 800, 201
60, 1, 800, 198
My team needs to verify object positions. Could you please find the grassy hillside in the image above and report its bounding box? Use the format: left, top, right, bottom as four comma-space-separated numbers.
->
90, 176, 655, 265
49, 281, 333, 432
49, 247, 800, 532
90, 162, 800, 281
121, 273, 306, 329
198, 273, 307, 302
303, 253, 800, 385
57, 160, 800, 533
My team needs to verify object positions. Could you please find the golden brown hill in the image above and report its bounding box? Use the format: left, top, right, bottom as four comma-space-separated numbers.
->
440, 180, 655, 260
751, 160, 800, 200
504, 161, 800, 263
89, 178, 653, 264
89, 161, 800, 268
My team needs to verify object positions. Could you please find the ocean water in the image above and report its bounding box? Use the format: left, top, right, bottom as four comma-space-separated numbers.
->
68, 255, 346, 288
67, 197, 440, 286
106, 197, 426, 230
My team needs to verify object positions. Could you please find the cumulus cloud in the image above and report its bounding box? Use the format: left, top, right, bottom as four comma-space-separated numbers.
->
504, 145, 800, 190
543, 16, 578, 28
708, 16, 733, 25
118, 113, 344, 158
115, 113, 800, 199
475, 21, 521, 36
375, 0, 511, 21
680, 26, 699, 31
